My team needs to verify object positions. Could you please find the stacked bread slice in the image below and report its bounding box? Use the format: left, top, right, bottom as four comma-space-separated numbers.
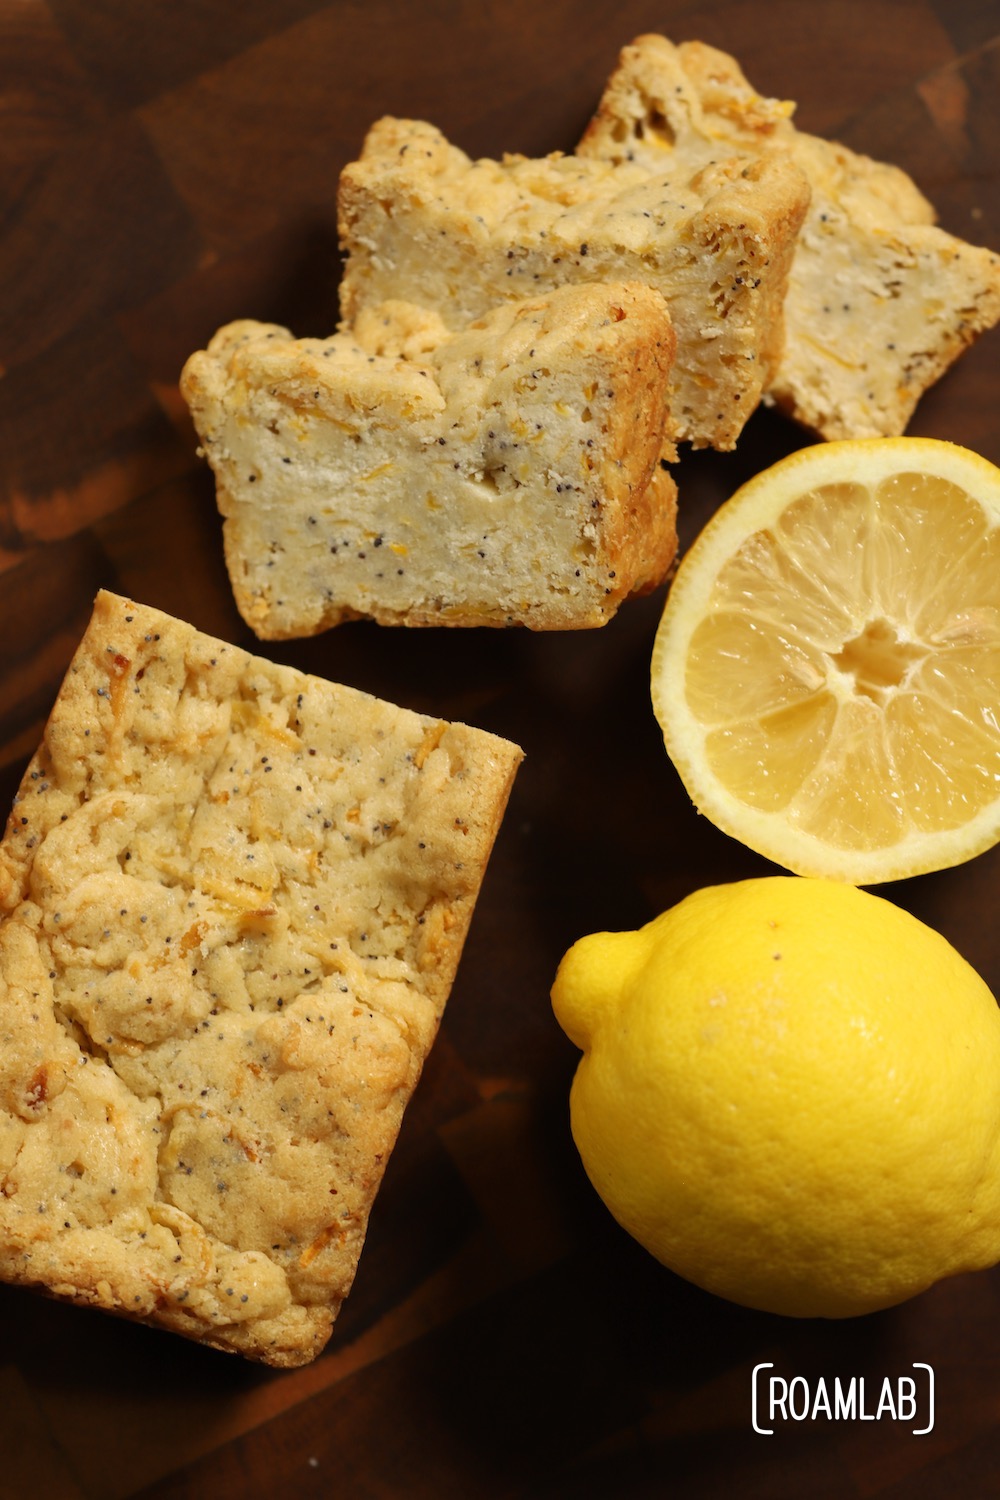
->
182, 284, 679, 637
337, 115, 810, 453
578, 35, 1000, 440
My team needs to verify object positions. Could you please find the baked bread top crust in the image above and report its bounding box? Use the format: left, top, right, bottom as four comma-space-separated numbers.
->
0, 592, 521, 1366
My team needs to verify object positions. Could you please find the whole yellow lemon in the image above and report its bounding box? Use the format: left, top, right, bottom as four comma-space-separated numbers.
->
551, 877, 1000, 1317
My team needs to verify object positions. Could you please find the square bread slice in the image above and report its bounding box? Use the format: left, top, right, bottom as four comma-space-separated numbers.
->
0, 591, 522, 1367
578, 34, 1000, 440
181, 282, 678, 638
337, 116, 810, 451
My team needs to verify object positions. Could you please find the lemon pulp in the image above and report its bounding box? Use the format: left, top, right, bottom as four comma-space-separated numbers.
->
652, 438, 1000, 882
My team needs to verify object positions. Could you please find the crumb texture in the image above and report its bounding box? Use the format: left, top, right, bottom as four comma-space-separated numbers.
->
0, 592, 521, 1366
181, 283, 678, 638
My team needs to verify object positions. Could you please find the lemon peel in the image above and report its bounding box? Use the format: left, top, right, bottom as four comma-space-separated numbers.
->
552, 877, 1000, 1318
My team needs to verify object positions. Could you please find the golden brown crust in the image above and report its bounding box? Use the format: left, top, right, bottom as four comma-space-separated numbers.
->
181, 284, 678, 636
0, 592, 522, 1365
579, 33, 793, 159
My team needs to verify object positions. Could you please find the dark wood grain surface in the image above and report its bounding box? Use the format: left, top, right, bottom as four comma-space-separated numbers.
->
4, 2, 1000, 1496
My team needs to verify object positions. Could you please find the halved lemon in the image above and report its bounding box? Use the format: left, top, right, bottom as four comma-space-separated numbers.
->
651, 438, 1000, 883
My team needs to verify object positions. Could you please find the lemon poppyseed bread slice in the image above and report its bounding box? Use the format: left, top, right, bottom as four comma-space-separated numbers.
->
579, 35, 1000, 440
337, 117, 809, 451
181, 283, 678, 638
0, 591, 522, 1367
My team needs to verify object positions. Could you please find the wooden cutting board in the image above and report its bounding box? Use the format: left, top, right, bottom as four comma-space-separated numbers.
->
2, 2, 1000, 1495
